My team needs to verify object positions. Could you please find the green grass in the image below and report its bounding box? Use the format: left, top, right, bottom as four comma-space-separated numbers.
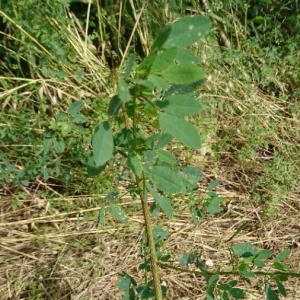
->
0, 1, 299, 299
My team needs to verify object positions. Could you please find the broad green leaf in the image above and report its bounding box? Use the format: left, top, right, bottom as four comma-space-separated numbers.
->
70, 114, 87, 123
253, 259, 266, 268
136, 48, 159, 75
147, 75, 168, 90
149, 48, 178, 75
118, 77, 131, 102
175, 49, 200, 64
92, 121, 114, 166
145, 133, 173, 149
119, 276, 131, 291
125, 53, 136, 78
147, 183, 173, 218
228, 288, 244, 299
159, 113, 201, 149
256, 249, 272, 260
207, 179, 220, 190
68, 100, 85, 115
156, 149, 177, 165
166, 79, 205, 96
232, 243, 259, 257
208, 275, 219, 286
110, 203, 128, 224
150, 47, 178, 74
161, 64, 205, 85
127, 153, 143, 176
145, 165, 185, 194
274, 249, 290, 262
205, 196, 225, 214
53, 138, 65, 153
87, 156, 106, 176
265, 284, 280, 300
152, 16, 211, 49
108, 95, 122, 115
156, 95, 202, 117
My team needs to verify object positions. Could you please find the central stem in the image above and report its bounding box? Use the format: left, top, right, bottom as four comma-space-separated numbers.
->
132, 94, 163, 299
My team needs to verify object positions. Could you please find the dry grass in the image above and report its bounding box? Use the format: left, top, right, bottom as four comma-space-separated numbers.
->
1, 168, 299, 299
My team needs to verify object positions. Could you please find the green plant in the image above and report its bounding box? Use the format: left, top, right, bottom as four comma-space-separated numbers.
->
90, 15, 298, 299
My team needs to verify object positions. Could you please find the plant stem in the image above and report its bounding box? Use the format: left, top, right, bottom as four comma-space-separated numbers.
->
139, 177, 163, 300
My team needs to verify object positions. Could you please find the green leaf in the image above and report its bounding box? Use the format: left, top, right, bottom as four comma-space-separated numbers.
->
127, 153, 143, 176
208, 275, 219, 286
97, 203, 105, 227
238, 262, 255, 278
274, 249, 290, 262
156, 95, 202, 117
273, 261, 290, 272
156, 149, 177, 165
161, 64, 205, 85
92, 121, 114, 166
125, 53, 136, 78
145, 133, 173, 149
221, 291, 230, 300
108, 95, 122, 115
119, 276, 132, 291
118, 77, 131, 102
206, 286, 215, 300
265, 284, 280, 300
175, 49, 200, 64
253, 259, 266, 268
53, 138, 65, 153
147, 75, 168, 90
228, 288, 244, 299
207, 179, 220, 190
179, 252, 196, 267
87, 156, 106, 176
68, 100, 84, 115
152, 15, 211, 49
145, 165, 185, 194
205, 196, 225, 214
275, 278, 287, 296
147, 183, 173, 218
110, 203, 128, 224
159, 113, 201, 149
256, 249, 272, 260
232, 243, 259, 257
149, 47, 178, 74
136, 48, 158, 75
70, 114, 87, 123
